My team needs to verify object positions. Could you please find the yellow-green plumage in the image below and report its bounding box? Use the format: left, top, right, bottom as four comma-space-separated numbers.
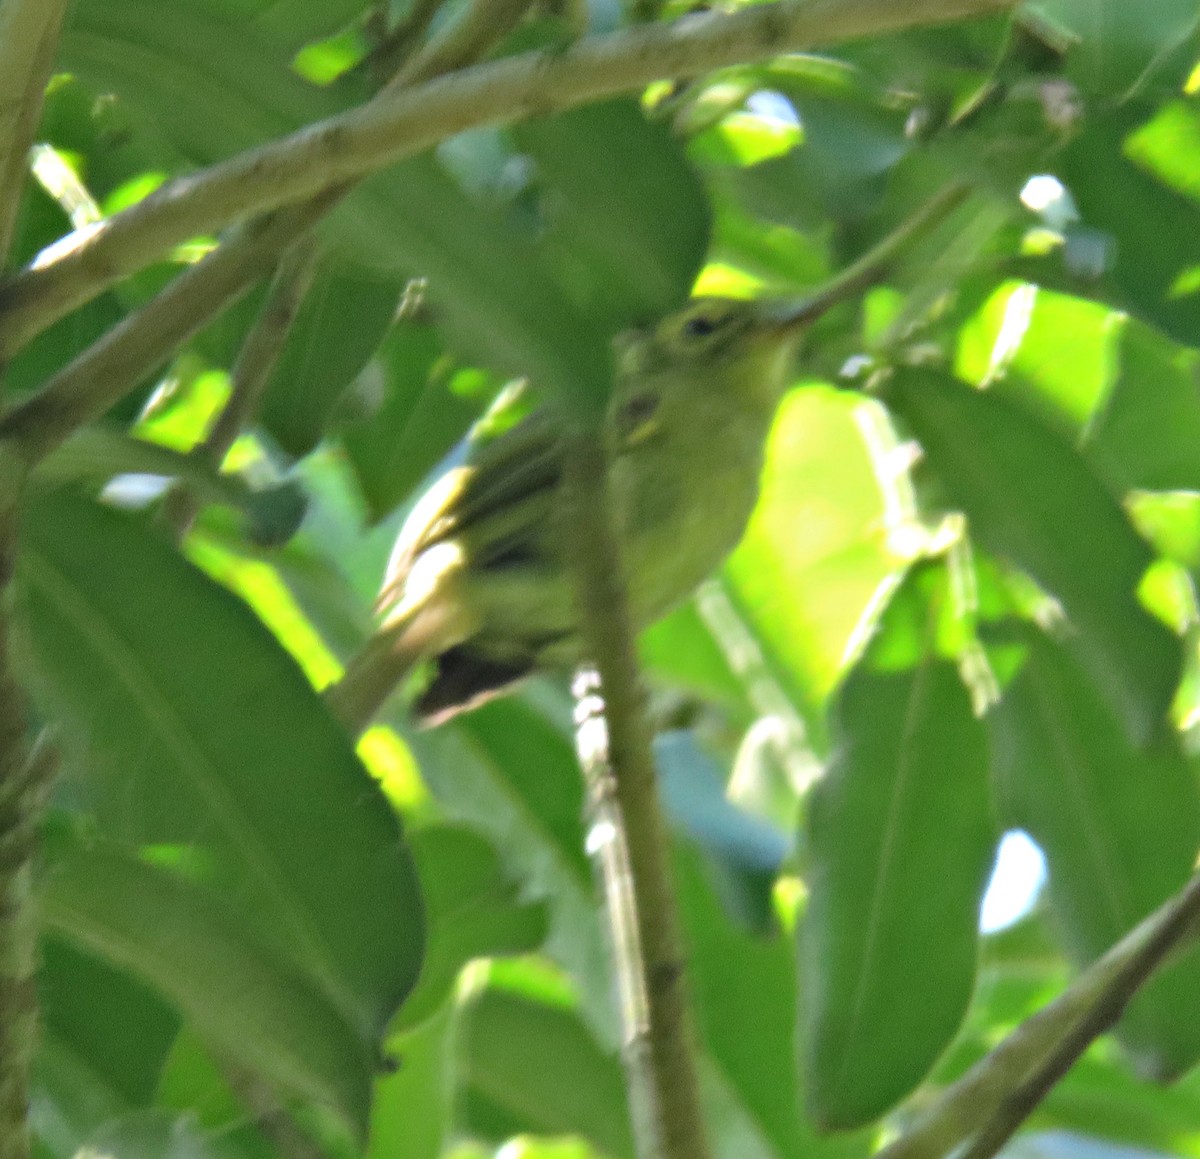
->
328, 295, 819, 729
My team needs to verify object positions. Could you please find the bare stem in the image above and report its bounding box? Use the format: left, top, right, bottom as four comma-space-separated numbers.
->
0, 0, 1015, 361
879, 871, 1200, 1159
0, 0, 68, 269
160, 236, 319, 540
563, 430, 710, 1159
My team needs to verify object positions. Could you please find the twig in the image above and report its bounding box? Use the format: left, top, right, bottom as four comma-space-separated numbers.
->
0, 0, 1016, 361
0, 192, 339, 466
386, 0, 540, 88
878, 871, 1200, 1159
160, 236, 319, 540
0, 0, 68, 269
562, 430, 710, 1159
959, 872, 1200, 1159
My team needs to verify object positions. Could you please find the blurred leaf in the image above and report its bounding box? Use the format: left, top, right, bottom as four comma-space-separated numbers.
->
676, 845, 872, 1159
638, 599, 747, 711
340, 324, 481, 523
513, 99, 711, 326
1062, 108, 1200, 349
802, 589, 993, 1127
399, 697, 613, 1036
725, 386, 904, 745
656, 732, 788, 933
330, 156, 612, 416
370, 1005, 457, 1159
42, 841, 375, 1134
259, 265, 403, 457
458, 982, 634, 1159
62, 0, 340, 165
14, 490, 423, 1044
885, 366, 1181, 744
1087, 320, 1200, 493
1027, 0, 1199, 94
397, 824, 549, 1030
40, 937, 179, 1109
990, 628, 1200, 1078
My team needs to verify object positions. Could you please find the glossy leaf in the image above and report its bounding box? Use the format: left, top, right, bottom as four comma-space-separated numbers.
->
15, 490, 423, 1043
885, 366, 1181, 744
990, 628, 1200, 1077
802, 656, 993, 1127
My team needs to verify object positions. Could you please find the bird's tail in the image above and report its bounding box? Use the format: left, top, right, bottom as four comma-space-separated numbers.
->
324, 617, 422, 735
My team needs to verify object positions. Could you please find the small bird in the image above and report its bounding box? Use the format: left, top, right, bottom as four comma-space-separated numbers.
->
328, 292, 845, 731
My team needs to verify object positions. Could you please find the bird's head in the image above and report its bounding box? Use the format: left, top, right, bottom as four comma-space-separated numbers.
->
614, 295, 828, 410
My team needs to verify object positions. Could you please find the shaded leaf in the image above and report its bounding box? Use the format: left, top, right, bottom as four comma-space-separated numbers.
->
990, 627, 1200, 1078
15, 490, 423, 1043
42, 842, 375, 1134
885, 366, 1181, 744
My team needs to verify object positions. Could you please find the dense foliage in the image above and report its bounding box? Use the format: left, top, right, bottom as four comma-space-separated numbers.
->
6, 0, 1200, 1157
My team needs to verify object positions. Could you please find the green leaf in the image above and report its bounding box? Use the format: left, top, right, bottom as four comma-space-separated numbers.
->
885, 366, 1181, 744
513, 99, 711, 326
397, 824, 549, 1030
62, 0, 340, 165
802, 653, 993, 1127
1087, 320, 1200, 493
369, 1006, 457, 1159
42, 841, 375, 1134
398, 696, 612, 1035
1027, 0, 1199, 94
725, 385, 904, 745
458, 982, 634, 1159
676, 844, 871, 1159
340, 324, 481, 523
259, 265, 404, 457
990, 628, 1200, 1078
329, 157, 613, 416
14, 490, 424, 1044
1062, 108, 1200, 349
40, 937, 179, 1110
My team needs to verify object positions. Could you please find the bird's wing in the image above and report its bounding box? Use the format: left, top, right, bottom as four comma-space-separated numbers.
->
379, 408, 565, 608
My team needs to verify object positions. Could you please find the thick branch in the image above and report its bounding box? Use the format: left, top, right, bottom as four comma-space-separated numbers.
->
0, 0, 68, 268
0, 193, 338, 465
879, 871, 1200, 1159
0, 0, 1014, 360
563, 431, 710, 1159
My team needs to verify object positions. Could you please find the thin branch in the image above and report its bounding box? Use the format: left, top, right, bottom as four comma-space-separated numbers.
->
878, 871, 1200, 1159
0, 192, 339, 466
563, 431, 710, 1159
386, 0, 541, 88
0, 0, 1015, 361
160, 236, 319, 540
0, 0, 68, 269
959, 872, 1200, 1159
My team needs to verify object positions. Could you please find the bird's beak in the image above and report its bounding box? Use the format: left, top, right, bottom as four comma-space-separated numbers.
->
757, 291, 845, 336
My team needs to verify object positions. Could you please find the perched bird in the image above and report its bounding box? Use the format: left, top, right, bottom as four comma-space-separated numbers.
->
328, 292, 845, 731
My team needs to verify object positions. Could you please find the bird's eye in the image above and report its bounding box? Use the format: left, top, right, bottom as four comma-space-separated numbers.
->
682, 313, 722, 339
